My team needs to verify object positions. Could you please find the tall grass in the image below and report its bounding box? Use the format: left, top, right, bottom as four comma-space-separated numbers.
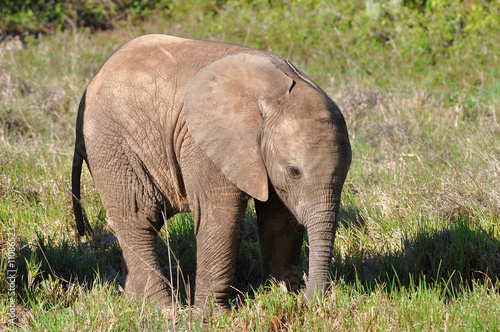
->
1, 1, 500, 330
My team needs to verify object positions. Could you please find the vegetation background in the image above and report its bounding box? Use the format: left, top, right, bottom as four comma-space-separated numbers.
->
1, 0, 499, 330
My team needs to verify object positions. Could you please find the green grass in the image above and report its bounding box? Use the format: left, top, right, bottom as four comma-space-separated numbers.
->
1, 1, 500, 330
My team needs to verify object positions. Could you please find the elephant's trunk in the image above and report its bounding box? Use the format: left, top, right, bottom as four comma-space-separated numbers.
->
304, 218, 337, 301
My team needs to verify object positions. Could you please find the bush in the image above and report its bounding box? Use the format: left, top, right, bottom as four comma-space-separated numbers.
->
0, 0, 174, 35
1, 1, 498, 94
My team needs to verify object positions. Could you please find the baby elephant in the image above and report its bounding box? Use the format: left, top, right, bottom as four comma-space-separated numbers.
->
72, 34, 351, 310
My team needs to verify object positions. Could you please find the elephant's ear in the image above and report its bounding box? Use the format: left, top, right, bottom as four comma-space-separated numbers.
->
183, 53, 294, 202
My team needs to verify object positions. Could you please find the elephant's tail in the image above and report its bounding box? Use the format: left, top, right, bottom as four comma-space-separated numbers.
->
72, 152, 90, 236
72, 91, 92, 237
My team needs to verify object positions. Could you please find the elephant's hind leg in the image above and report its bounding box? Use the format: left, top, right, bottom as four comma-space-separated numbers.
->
109, 208, 173, 307
87, 140, 172, 308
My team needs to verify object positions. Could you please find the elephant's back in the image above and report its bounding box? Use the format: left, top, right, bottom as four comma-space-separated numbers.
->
91, 34, 247, 87
84, 34, 249, 120
82, 34, 253, 155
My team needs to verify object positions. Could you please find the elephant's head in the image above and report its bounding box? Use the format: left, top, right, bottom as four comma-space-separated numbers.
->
184, 52, 352, 300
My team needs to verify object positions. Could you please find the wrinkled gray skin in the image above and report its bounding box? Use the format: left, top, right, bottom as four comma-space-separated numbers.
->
72, 34, 351, 311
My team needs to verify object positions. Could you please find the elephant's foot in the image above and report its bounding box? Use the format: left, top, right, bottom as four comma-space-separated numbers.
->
187, 302, 230, 324
194, 285, 232, 317
193, 300, 231, 321
265, 264, 301, 292
281, 265, 301, 291
123, 274, 175, 309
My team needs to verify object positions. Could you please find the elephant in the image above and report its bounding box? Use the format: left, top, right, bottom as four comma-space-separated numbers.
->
71, 34, 351, 311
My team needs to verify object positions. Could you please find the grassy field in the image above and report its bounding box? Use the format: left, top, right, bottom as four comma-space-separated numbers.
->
1, 1, 500, 330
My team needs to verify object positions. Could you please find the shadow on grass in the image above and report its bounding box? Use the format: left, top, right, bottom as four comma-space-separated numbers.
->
10, 208, 500, 311
10, 211, 262, 309
13, 224, 122, 307
332, 211, 500, 293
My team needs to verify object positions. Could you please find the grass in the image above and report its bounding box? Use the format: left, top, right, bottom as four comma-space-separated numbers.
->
1, 1, 500, 330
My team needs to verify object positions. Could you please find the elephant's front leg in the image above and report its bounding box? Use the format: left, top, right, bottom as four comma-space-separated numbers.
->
255, 189, 305, 291
191, 191, 247, 311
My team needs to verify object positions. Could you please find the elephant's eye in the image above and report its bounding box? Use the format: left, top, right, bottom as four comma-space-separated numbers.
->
287, 166, 302, 180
